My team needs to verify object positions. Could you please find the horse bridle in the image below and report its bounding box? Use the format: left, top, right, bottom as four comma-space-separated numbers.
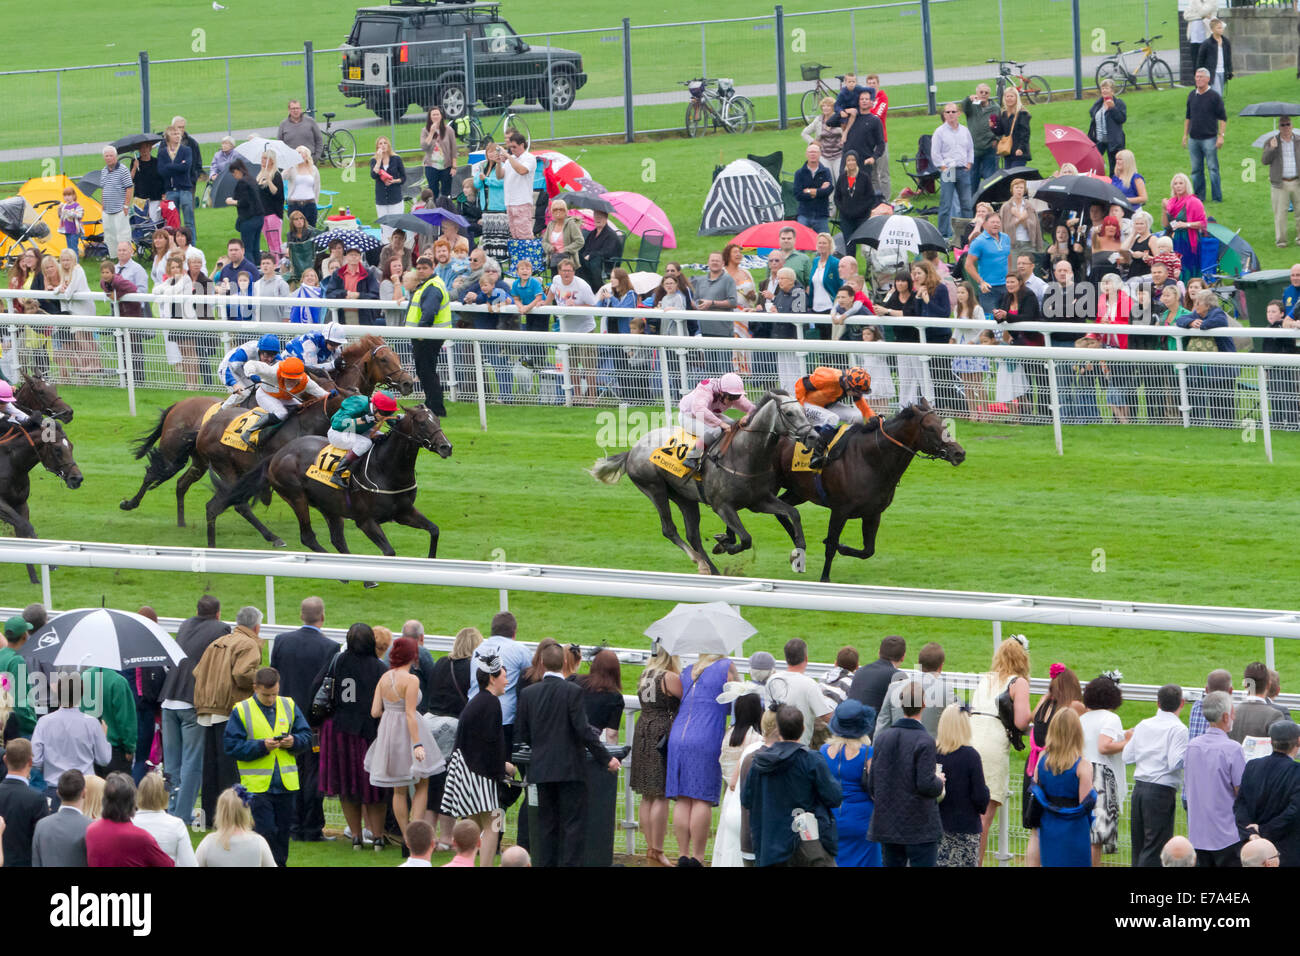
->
873, 411, 949, 461
740, 397, 816, 444
367, 346, 407, 390
382, 414, 444, 452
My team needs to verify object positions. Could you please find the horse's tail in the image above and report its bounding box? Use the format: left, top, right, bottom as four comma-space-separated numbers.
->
587, 452, 629, 485
213, 458, 273, 514
131, 404, 175, 460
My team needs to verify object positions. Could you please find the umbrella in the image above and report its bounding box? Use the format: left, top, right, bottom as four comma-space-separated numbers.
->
1034, 174, 1134, 213
534, 149, 589, 190
412, 206, 470, 230
1239, 102, 1300, 118
628, 271, 662, 295
377, 213, 437, 237
734, 220, 818, 250
643, 602, 756, 657
560, 191, 615, 214
847, 214, 948, 254
1253, 130, 1284, 150
207, 169, 239, 209
25, 608, 186, 670
576, 176, 606, 194
1205, 222, 1259, 277
603, 190, 678, 248
1042, 124, 1105, 176
311, 229, 383, 252
235, 136, 302, 170
110, 132, 163, 153
973, 166, 1044, 206
77, 169, 104, 195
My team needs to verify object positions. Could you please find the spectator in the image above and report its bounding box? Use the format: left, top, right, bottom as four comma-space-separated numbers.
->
378, 229, 413, 279
1186, 690, 1245, 867
965, 212, 1012, 317
577, 210, 623, 290
970, 635, 1031, 864
820, 699, 879, 867
515, 642, 619, 867
935, 703, 990, 867
158, 124, 196, 238
742, 705, 842, 867
440, 817, 481, 867
85, 773, 174, 867
253, 253, 291, 323
1111, 149, 1148, 210
849, 636, 907, 716
286, 146, 321, 229
827, 92, 885, 192
931, 103, 974, 240
466, 612, 532, 751
1080, 675, 1129, 865
224, 160, 264, 257
0, 740, 49, 867
1030, 709, 1096, 867
802, 96, 845, 180
1263, 119, 1300, 249
0, 616, 35, 734
1196, 18, 1233, 96
192, 605, 263, 831
1086, 79, 1127, 176
834, 151, 877, 260
98, 147, 135, 257
690, 251, 739, 379
713, 691, 764, 868
495, 131, 537, 240
991, 88, 1031, 168
867, 682, 944, 867
1022, 665, 1084, 865
422, 626, 481, 850
793, 144, 833, 235
763, 267, 808, 393
862, 74, 891, 199
962, 82, 1000, 184
819, 646, 859, 707
419, 106, 458, 199
1241, 837, 1280, 868
31, 675, 111, 802
1183, 69, 1227, 204
575, 649, 624, 746
195, 787, 276, 867
630, 645, 681, 868
1161, 834, 1196, 867
398, 818, 434, 867
723, 242, 758, 314
1234, 720, 1300, 866
324, 245, 382, 327
32, 770, 89, 867
277, 99, 323, 159
766, 638, 833, 747
208, 136, 237, 185
1175, 289, 1238, 425
1266, 670, 1291, 719
501, 844, 531, 867
1229, 660, 1285, 744
774, 227, 812, 288
1190, 669, 1234, 740
666, 650, 737, 866
132, 771, 197, 867
998, 179, 1042, 269
544, 258, 599, 400
876, 641, 958, 738
541, 199, 584, 271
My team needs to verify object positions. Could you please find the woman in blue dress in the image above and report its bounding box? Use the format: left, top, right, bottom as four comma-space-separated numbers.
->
1032, 708, 1097, 867
665, 653, 737, 865
820, 700, 880, 867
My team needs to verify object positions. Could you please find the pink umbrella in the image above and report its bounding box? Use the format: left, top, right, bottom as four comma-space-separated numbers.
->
1042, 124, 1105, 177
601, 190, 677, 248
534, 149, 589, 190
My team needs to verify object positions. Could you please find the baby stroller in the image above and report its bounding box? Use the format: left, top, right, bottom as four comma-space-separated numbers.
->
129, 204, 168, 264
0, 197, 51, 266
895, 134, 939, 215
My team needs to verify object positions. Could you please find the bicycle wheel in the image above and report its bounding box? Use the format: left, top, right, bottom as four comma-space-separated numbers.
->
1094, 59, 1127, 94
800, 88, 820, 127
1147, 58, 1175, 90
685, 99, 705, 138
503, 112, 530, 146
724, 96, 755, 134
1020, 75, 1051, 105
325, 129, 356, 169
465, 116, 486, 152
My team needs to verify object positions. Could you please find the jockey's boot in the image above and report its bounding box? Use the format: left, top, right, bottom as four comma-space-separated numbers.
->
239, 410, 275, 445
329, 450, 360, 489
683, 439, 706, 473
809, 424, 837, 469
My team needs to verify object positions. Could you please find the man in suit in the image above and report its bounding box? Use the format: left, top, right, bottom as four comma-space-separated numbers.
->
1229, 661, 1285, 744
1234, 721, 1300, 866
268, 596, 338, 842
848, 635, 907, 717
400, 619, 439, 716
867, 681, 945, 867
514, 642, 618, 867
0, 739, 50, 867
33, 770, 89, 867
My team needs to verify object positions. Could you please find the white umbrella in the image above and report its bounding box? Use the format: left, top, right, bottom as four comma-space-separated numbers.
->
628, 271, 662, 296
643, 602, 756, 657
235, 136, 303, 170
26, 608, 186, 670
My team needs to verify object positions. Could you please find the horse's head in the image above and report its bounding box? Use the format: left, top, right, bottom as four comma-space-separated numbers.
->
898, 400, 965, 465
399, 405, 453, 459
758, 390, 817, 445
35, 420, 83, 489
351, 336, 414, 396
19, 374, 73, 423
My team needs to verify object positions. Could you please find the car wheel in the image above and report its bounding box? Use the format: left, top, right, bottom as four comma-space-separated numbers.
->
543, 69, 576, 111
371, 99, 402, 124
438, 80, 469, 121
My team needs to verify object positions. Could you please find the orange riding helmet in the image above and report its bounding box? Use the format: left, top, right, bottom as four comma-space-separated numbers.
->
277, 357, 306, 382
844, 366, 871, 393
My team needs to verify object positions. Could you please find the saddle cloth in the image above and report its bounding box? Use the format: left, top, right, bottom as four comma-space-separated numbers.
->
648, 427, 703, 481
219, 409, 262, 451
791, 423, 850, 473
305, 444, 350, 487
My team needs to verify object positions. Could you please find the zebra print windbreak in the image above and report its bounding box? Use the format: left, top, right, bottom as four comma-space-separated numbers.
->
699, 159, 784, 236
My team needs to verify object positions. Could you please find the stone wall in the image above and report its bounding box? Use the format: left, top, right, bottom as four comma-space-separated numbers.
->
1219, 6, 1300, 76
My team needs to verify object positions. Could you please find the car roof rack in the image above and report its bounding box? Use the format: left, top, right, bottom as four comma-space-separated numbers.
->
384, 0, 499, 8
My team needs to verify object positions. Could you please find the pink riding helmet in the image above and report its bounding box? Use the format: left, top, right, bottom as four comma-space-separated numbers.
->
717, 372, 744, 397
0, 380, 14, 402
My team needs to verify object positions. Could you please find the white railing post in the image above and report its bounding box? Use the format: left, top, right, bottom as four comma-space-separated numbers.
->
265, 576, 276, 625
992, 620, 1002, 650
1266, 637, 1276, 671
120, 326, 137, 418
997, 801, 1011, 866
40, 563, 52, 609
623, 709, 638, 857
558, 344, 573, 408
1259, 366, 1273, 465
795, 322, 808, 380
659, 347, 672, 419
472, 341, 488, 432
445, 342, 459, 404
1046, 359, 1063, 457
1174, 338, 1191, 428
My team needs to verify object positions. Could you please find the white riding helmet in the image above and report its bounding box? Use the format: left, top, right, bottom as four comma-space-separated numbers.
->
324, 321, 347, 345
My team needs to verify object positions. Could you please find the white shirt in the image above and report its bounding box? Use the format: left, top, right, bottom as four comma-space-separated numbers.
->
134, 809, 199, 866
501, 151, 537, 207
1282, 135, 1297, 180
1123, 709, 1189, 789
1021, 272, 1048, 305
765, 670, 833, 746
929, 122, 974, 169
399, 857, 434, 867
1081, 708, 1127, 810
548, 275, 596, 332
811, 261, 831, 312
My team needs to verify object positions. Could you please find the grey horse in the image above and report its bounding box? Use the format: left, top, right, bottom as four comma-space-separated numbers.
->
589, 390, 818, 575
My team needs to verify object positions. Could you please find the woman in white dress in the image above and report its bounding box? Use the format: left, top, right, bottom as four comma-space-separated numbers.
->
1080, 674, 1129, 866
710, 688, 764, 867
968, 635, 1031, 865
855, 324, 895, 417
133, 771, 197, 866
949, 281, 992, 419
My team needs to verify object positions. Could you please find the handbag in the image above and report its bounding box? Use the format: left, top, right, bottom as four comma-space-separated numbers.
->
1185, 336, 1218, 352
309, 648, 344, 725
996, 111, 1019, 157
995, 676, 1026, 751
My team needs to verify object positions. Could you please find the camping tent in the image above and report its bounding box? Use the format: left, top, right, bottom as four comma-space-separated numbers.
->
0, 175, 103, 261
699, 159, 784, 236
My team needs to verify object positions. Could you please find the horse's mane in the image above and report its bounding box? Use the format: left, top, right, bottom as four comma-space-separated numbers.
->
341, 334, 385, 360
753, 389, 791, 411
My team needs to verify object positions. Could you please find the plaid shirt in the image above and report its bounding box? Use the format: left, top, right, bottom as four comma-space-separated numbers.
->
1188, 699, 1208, 740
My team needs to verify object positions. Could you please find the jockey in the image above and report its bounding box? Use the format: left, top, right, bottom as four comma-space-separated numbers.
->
0, 380, 40, 429
237, 356, 329, 445
325, 390, 399, 488
218, 334, 283, 407
285, 321, 348, 375
796, 366, 875, 467
678, 372, 755, 471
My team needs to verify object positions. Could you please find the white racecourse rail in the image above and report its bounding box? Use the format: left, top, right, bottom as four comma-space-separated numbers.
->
3, 289, 1300, 461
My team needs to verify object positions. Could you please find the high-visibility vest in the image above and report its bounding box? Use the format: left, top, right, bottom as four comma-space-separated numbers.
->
233, 696, 300, 793
406, 275, 451, 328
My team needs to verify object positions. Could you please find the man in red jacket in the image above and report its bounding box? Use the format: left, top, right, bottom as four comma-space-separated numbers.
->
864, 74, 891, 201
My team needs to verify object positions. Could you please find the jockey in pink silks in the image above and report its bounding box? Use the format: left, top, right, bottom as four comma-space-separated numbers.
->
677, 372, 756, 471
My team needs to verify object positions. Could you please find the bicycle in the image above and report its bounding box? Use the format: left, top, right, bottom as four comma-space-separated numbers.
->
681, 78, 754, 138
457, 105, 531, 153
317, 110, 357, 169
799, 62, 844, 127
1094, 35, 1175, 93
986, 59, 1051, 105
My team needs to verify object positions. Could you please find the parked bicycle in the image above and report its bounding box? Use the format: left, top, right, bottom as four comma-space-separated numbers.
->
987, 59, 1051, 105
316, 110, 357, 169
681, 77, 755, 138
456, 104, 531, 153
1094, 35, 1175, 93
799, 62, 844, 127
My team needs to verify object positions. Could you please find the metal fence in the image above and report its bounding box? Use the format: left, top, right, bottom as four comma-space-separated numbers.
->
0, 0, 1170, 183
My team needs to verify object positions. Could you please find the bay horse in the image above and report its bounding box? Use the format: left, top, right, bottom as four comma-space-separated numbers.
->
589, 390, 817, 576
773, 399, 965, 582
215, 406, 451, 580
0, 419, 84, 584
120, 334, 412, 526
14, 374, 73, 423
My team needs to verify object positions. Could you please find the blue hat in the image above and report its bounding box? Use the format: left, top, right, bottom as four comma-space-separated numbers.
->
829, 699, 874, 739
257, 333, 281, 353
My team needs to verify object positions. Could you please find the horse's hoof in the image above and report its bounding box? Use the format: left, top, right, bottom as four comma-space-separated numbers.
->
363, 581, 378, 589
790, 548, 806, 573
119, 500, 136, 511
177, 520, 187, 528
271, 538, 286, 548
711, 542, 727, 555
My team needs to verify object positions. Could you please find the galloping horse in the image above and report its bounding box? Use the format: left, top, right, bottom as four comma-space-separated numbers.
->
589, 390, 817, 575
0, 419, 84, 583
215, 406, 452, 577
773, 399, 965, 582
14, 374, 73, 423
120, 335, 413, 527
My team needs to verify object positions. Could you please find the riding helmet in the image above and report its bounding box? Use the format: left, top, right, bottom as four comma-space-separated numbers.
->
844, 367, 871, 392
277, 357, 306, 380
0, 381, 13, 402
257, 333, 281, 353
718, 372, 744, 397
324, 322, 347, 345
371, 391, 398, 413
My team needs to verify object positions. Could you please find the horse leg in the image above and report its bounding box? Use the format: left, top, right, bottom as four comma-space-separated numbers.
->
393, 506, 440, 559
821, 508, 850, 583
233, 500, 286, 548
710, 502, 752, 556
175, 460, 206, 528
677, 498, 720, 576
837, 512, 881, 560
353, 517, 395, 589
0, 499, 39, 584
286, 491, 328, 554
750, 494, 807, 573
641, 482, 711, 575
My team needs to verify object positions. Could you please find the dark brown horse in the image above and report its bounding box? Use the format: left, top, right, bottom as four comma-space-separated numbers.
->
14, 374, 73, 423
120, 335, 413, 526
773, 400, 966, 582
214, 406, 451, 581
0, 419, 84, 584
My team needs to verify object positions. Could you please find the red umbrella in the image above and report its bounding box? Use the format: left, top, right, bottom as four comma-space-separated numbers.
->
1042, 124, 1105, 177
734, 220, 818, 250
534, 149, 589, 190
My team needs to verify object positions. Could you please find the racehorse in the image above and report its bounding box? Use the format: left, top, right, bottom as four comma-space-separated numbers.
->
589, 390, 817, 576
215, 406, 451, 578
120, 335, 412, 527
0, 419, 83, 584
773, 399, 965, 582
14, 374, 73, 423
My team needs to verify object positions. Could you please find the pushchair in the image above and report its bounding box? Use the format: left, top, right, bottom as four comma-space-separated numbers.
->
0, 197, 51, 267
894, 134, 939, 215
129, 204, 168, 264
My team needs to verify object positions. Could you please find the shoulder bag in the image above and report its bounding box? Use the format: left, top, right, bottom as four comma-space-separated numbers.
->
995, 676, 1026, 751
996, 111, 1019, 157
309, 647, 344, 725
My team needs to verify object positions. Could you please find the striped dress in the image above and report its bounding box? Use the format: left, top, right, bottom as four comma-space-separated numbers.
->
440, 685, 505, 818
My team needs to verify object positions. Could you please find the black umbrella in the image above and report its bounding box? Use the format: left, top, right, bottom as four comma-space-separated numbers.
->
847, 214, 948, 253
376, 213, 436, 238
560, 192, 615, 214
1239, 102, 1300, 118
24, 608, 186, 670
1033, 175, 1134, 213
973, 166, 1044, 206
111, 132, 163, 153
77, 169, 104, 195
208, 169, 238, 208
